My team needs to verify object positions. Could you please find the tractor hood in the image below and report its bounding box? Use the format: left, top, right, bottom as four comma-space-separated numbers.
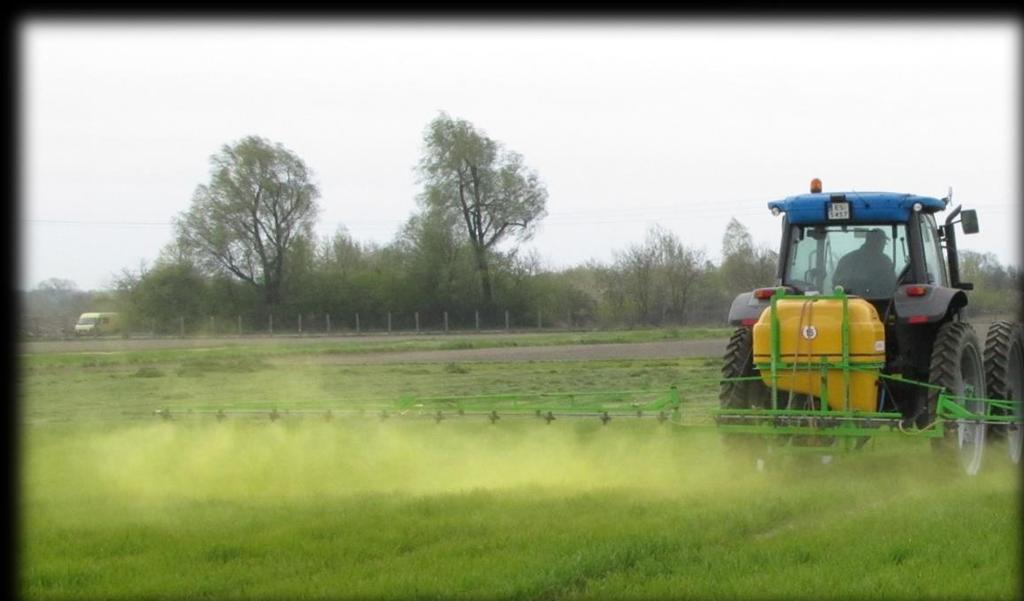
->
767, 192, 946, 225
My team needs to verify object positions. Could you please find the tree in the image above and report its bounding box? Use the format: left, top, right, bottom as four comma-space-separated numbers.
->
398, 206, 473, 312
417, 113, 548, 306
123, 260, 209, 331
616, 239, 658, 324
649, 226, 706, 324
721, 217, 754, 259
720, 217, 777, 296
36, 278, 79, 295
22, 279, 92, 336
611, 226, 707, 325
175, 135, 320, 311
320, 227, 370, 278
959, 250, 1021, 317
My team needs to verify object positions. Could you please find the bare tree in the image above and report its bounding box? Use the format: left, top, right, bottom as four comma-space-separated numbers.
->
618, 242, 659, 324
614, 226, 707, 325
649, 226, 706, 324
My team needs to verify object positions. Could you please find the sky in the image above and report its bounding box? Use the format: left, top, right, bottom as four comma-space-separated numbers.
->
19, 19, 1020, 292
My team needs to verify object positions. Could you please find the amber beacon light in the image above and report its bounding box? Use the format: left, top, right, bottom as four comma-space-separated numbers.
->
810, 178, 823, 193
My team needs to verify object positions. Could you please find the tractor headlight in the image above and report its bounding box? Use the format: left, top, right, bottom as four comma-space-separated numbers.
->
771, 207, 781, 216
912, 202, 923, 212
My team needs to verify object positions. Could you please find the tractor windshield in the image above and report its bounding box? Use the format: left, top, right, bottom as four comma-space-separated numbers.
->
782, 223, 909, 298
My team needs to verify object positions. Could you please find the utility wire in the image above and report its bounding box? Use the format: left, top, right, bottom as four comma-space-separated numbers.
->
22, 208, 771, 229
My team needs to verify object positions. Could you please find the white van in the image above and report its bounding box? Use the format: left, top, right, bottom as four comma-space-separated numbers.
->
74, 312, 121, 336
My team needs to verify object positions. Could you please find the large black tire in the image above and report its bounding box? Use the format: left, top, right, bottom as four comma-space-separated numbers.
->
984, 321, 1023, 465
927, 321, 988, 475
719, 327, 772, 467
720, 327, 771, 409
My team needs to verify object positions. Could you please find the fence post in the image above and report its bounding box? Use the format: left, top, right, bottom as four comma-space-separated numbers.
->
211, 316, 215, 335
237, 315, 242, 336
505, 310, 510, 331
326, 313, 331, 334
537, 310, 542, 329
387, 312, 392, 334
356, 313, 360, 334
179, 316, 185, 338
475, 310, 480, 331
151, 319, 156, 338
415, 312, 420, 333
269, 314, 274, 336
566, 310, 571, 330
298, 314, 302, 335
444, 311, 449, 333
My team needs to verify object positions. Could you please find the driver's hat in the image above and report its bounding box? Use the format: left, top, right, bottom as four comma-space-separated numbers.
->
866, 228, 887, 243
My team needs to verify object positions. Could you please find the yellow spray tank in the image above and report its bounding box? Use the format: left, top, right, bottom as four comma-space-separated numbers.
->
752, 294, 885, 412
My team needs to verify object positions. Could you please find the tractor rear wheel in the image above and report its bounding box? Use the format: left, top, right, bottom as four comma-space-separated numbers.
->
984, 321, 1023, 464
719, 327, 772, 467
720, 327, 771, 409
927, 321, 988, 475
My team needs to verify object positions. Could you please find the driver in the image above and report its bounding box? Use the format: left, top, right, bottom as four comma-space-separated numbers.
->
831, 228, 896, 296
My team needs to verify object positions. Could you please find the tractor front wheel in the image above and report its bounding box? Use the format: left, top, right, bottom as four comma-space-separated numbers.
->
984, 321, 1023, 465
927, 321, 988, 475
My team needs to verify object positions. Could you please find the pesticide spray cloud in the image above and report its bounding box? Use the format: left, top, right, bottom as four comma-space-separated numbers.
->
24, 417, 1020, 514
29, 420, 746, 503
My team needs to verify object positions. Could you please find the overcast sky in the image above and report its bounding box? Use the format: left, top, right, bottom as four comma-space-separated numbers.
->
20, 20, 1020, 291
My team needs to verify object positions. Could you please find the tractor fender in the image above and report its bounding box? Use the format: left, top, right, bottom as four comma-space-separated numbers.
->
893, 286, 968, 324
727, 292, 770, 327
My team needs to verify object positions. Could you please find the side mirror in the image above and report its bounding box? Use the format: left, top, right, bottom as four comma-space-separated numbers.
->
960, 209, 979, 234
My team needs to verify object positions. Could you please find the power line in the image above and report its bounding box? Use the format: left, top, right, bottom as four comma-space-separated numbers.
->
26, 219, 174, 227
21, 206, 771, 228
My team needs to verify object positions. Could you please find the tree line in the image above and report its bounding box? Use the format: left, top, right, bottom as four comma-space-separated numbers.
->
25, 220, 780, 336
21, 113, 1021, 336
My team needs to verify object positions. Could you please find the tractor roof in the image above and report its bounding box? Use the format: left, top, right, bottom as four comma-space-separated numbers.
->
767, 192, 947, 225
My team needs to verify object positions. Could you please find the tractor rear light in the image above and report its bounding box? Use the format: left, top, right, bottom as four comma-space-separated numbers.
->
905, 286, 929, 297
908, 315, 929, 324
753, 288, 776, 300
741, 318, 757, 326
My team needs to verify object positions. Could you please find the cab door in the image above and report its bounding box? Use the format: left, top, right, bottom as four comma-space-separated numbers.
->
917, 213, 949, 286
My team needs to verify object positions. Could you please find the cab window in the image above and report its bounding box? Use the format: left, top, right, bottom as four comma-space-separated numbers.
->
783, 223, 909, 298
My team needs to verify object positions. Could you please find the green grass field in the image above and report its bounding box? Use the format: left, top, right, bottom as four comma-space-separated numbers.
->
22, 326, 732, 366
19, 338, 1021, 599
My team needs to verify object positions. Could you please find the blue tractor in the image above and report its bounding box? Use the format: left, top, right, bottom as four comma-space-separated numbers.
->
719, 179, 1022, 474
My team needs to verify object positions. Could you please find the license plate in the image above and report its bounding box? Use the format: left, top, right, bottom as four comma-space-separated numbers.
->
827, 201, 850, 220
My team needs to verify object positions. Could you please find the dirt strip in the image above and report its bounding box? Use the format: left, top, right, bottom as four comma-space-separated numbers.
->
21, 320, 1004, 363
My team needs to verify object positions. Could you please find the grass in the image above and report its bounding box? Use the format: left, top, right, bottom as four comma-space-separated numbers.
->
21, 347, 717, 423
18, 340, 1022, 600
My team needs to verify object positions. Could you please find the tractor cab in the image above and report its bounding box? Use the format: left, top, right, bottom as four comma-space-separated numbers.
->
729, 184, 978, 330
771, 189, 975, 294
